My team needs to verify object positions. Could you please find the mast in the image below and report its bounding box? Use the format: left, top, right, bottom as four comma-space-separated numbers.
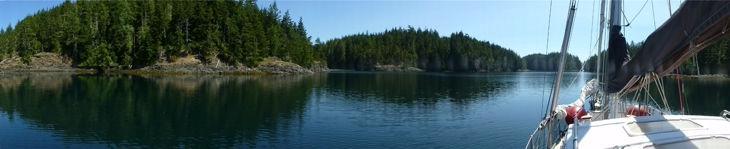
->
546, 0, 577, 128
547, 0, 577, 116
606, 0, 626, 92
610, 0, 621, 27
548, 0, 577, 116
546, 0, 578, 146
596, 0, 606, 83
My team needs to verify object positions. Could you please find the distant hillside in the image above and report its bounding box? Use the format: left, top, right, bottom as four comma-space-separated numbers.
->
315, 27, 523, 72
523, 53, 582, 71
0, 1, 317, 68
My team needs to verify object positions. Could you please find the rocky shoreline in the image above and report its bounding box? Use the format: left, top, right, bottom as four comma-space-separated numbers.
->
0, 53, 96, 73
0, 53, 326, 75
374, 64, 423, 72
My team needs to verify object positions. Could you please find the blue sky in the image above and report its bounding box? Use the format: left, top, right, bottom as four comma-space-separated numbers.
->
0, 0, 683, 60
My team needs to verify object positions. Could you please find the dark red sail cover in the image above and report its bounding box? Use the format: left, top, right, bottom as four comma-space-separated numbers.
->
607, 1, 730, 93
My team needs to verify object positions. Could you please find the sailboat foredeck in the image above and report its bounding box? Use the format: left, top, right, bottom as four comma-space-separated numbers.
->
561, 115, 730, 149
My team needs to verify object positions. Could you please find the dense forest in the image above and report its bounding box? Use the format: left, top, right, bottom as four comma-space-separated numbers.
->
0, 0, 317, 68
522, 53, 582, 71
584, 36, 730, 75
0, 0, 597, 73
315, 28, 523, 72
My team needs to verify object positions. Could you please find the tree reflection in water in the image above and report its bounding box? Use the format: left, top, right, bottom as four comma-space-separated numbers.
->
0, 73, 314, 148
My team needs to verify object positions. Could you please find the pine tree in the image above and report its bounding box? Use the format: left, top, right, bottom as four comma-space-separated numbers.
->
16, 21, 42, 63
133, 0, 159, 67
110, 0, 134, 67
0, 25, 15, 58
280, 10, 293, 60
240, 0, 263, 65
154, 1, 172, 61
264, 2, 284, 58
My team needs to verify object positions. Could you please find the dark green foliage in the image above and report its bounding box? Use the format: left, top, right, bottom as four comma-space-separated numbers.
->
584, 42, 640, 73
109, 1, 134, 67
523, 53, 582, 71
0, 0, 317, 68
15, 20, 42, 63
0, 25, 11, 60
696, 36, 730, 74
317, 27, 522, 72
585, 37, 730, 75
583, 51, 605, 73
80, 43, 114, 67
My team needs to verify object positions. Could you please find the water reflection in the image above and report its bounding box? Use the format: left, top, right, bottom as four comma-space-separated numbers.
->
0, 73, 314, 148
320, 72, 514, 104
0, 72, 722, 148
664, 78, 730, 115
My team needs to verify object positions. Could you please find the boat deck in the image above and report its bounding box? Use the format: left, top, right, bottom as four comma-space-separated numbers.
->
560, 115, 730, 149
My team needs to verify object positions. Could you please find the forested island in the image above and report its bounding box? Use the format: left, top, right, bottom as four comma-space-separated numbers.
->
0, 0, 586, 74
315, 28, 523, 72
523, 53, 582, 71
0, 1, 318, 73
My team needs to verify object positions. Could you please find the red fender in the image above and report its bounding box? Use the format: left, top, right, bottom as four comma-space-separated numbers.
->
626, 105, 650, 117
565, 106, 587, 124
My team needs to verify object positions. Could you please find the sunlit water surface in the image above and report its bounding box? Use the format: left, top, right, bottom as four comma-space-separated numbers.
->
0, 72, 727, 148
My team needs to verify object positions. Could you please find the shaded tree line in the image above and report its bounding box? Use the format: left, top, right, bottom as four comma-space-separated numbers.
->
583, 51, 604, 73
315, 27, 523, 72
0, 0, 316, 68
584, 37, 730, 75
695, 36, 729, 74
523, 53, 582, 71
582, 41, 643, 73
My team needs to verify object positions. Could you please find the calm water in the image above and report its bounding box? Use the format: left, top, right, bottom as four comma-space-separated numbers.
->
0, 72, 728, 148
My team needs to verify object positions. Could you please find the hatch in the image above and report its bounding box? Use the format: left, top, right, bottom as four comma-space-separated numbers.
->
625, 119, 703, 136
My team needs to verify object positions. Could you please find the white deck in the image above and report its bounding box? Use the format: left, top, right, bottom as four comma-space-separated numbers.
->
560, 115, 730, 149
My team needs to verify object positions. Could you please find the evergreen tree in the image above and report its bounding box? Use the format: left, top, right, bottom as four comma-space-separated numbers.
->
264, 2, 284, 58
133, 0, 158, 67
110, 0, 135, 67
240, 0, 263, 65
15, 20, 41, 63
0, 0, 318, 68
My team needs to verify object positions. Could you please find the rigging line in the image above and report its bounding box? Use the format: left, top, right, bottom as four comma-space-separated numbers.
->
548, 0, 578, 119
650, 0, 657, 29
547, 1, 579, 145
644, 75, 662, 112
621, 4, 629, 26
589, 0, 596, 53
541, 0, 554, 118
667, 0, 672, 15
681, 72, 689, 113
620, 2, 629, 35
656, 74, 670, 111
627, 0, 650, 27
567, 0, 589, 90
566, 0, 598, 91
675, 69, 685, 114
